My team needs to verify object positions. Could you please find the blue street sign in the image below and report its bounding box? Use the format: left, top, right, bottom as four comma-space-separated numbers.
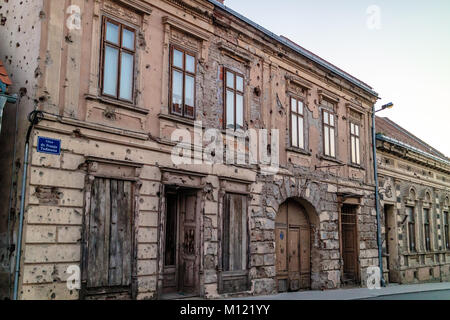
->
37, 137, 61, 155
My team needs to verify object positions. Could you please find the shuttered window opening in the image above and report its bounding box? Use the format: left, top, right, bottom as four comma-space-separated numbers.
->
220, 193, 249, 294
86, 178, 134, 294
222, 193, 248, 271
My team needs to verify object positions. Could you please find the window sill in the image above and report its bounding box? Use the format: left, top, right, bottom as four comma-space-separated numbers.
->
348, 163, 365, 171
319, 155, 343, 165
85, 94, 149, 115
158, 112, 200, 127
286, 147, 311, 156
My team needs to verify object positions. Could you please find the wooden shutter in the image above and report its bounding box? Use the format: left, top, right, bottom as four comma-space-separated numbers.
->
87, 178, 133, 290
223, 193, 248, 271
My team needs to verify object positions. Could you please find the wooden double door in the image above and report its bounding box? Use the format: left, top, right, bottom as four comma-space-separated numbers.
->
276, 200, 311, 292
163, 190, 199, 295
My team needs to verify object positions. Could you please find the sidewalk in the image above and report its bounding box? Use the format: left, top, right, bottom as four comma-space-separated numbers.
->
231, 282, 450, 300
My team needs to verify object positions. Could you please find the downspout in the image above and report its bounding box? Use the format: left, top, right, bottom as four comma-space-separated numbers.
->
12, 110, 43, 300
372, 107, 385, 287
6, 95, 20, 298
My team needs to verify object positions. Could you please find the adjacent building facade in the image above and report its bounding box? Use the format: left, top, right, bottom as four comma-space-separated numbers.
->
0, 0, 413, 300
376, 117, 450, 284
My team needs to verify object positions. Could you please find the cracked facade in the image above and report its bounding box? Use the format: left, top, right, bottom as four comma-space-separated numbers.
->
0, 0, 445, 300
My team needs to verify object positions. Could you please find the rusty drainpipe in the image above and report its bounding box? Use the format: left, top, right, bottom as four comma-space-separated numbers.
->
12, 110, 43, 300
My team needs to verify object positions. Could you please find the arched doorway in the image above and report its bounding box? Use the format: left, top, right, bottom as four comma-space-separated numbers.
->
275, 199, 311, 292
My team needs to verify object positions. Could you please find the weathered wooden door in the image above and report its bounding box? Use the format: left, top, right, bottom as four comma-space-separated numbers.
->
341, 204, 358, 283
85, 178, 133, 297
276, 200, 310, 292
178, 193, 198, 294
163, 190, 199, 295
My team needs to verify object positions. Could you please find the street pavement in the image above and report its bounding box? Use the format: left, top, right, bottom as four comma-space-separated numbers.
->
229, 282, 450, 300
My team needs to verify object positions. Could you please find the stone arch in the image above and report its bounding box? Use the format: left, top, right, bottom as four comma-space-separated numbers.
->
262, 176, 328, 290
263, 176, 322, 224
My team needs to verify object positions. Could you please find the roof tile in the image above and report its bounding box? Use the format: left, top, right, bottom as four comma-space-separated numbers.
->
376, 117, 448, 161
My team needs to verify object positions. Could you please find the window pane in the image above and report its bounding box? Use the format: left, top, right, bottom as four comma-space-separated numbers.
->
330, 128, 335, 157
356, 137, 360, 164
119, 52, 134, 100
324, 126, 329, 156
226, 71, 235, 89
351, 123, 355, 135
173, 49, 183, 69
236, 94, 244, 129
236, 76, 244, 92
355, 124, 359, 136
226, 90, 235, 129
351, 136, 356, 163
185, 75, 195, 107
298, 101, 303, 115
291, 98, 297, 113
407, 207, 414, 222
291, 114, 298, 147
122, 28, 135, 50
103, 46, 119, 96
323, 111, 329, 124
298, 117, 304, 149
330, 114, 334, 126
172, 70, 183, 114
186, 54, 195, 73
106, 22, 119, 44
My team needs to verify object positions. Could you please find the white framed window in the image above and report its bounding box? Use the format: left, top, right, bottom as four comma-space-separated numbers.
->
290, 97, 305, 149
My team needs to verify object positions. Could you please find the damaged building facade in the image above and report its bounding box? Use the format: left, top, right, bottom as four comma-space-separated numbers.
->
376, 117, 450, 284
0, 0, 382, 300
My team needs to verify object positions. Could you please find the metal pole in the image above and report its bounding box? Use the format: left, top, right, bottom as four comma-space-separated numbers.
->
12, 141, 29, 300
7, 96, 20, 298
12, 110, 43, 300
372, 106, 385, 287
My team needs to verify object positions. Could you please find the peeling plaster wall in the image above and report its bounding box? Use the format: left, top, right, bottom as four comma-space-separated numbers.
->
0, 0, 44, 299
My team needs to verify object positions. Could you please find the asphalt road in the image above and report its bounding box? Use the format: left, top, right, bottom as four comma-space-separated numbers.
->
361, 289, 450, 300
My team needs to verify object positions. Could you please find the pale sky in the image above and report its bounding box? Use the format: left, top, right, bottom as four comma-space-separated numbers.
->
224, 0, 450, 157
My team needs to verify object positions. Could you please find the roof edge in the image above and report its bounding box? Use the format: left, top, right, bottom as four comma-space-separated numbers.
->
207, 0, 379, 97
377, 134, 450, 166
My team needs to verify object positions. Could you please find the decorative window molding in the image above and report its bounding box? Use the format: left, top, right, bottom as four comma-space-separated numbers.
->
162, 16, 210, 42
345, 102, 365, 115
111, 0, 153, 15
218, 41, 252, 65
318, 89, 340, 105
285, 74, 312, 92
